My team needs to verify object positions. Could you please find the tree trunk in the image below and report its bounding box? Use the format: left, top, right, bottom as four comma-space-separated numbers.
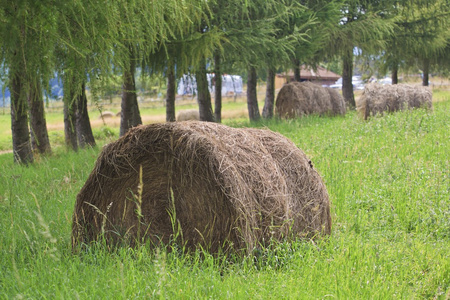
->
247, 66, 261, 122
28, 79, 51, 154
64, 97, 78, 152
214, 53, 222, 123
76, 83, 96, 148
293, 58, 301, 82
196, 57, 215, 122
120, 57, 142, 136
342, 49, 355, 108
166, 62, 176, 122
262, 67, 275, 119
10, 73, 33, 164
391, 64, 398, 84
63, 73, 78, 151
422, 58, 429, 86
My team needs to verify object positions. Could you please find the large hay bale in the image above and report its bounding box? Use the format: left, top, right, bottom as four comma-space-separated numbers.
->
275, 81, 346, 118
177, 109, 200, 121
72, 122, 331, 253
357, 83, 432, 120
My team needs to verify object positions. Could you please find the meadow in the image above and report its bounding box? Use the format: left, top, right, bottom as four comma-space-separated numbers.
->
0, 91, 449, 298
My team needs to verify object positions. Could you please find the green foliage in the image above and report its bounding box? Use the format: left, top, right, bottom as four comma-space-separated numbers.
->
1, 99, 449, 298
357, 0, 449, 78
290, 0, 341, 67
211, 0, 316, 72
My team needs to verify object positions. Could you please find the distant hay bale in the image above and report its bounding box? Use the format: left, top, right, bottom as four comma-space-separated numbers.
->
275, 81, 346, 118
326, 87, 346, 116
177, 109, 200, 121
72, 122, 331, 254
116, 111, 121, 117
357, 83, 432, 120
98, 111, 115, 119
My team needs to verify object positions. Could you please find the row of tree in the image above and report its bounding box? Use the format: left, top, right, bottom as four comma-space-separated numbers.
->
1, 0, 448, 164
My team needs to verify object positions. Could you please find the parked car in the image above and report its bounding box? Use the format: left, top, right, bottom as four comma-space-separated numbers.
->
329, 78, 343, 89
378, 77, 392, 85
352, 76, 365, 90
329, 76, 365, 90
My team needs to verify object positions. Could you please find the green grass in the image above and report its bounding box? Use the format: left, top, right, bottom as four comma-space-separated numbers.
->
1, 101, 449, 299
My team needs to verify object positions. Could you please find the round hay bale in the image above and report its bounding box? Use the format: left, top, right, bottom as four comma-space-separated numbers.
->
357, 83, 432, 120
275, 82, 346, 118
72, 122, 331, 253
177, 109, 200, 121
326, 87, 346, 115
274, 83, 309, 118
98, 111, 115, 119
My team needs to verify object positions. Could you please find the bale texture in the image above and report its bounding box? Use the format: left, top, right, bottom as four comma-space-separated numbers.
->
357, 83, 432, 119
98, 111, 116, 119
275, 81, 346, 118
177, 109, 200, 121
72, 122, 331, 253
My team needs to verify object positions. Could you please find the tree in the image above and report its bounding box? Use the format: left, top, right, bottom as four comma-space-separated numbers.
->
213, 52, 223, 122
0, 1, 58, 163
209, 0, 308, 121
10, 69, 33, 164
165, 61, 177, 122
262, 67, 275, 119
404, 0, 449, 86
76, 83, 96, 148
244, 0, 310, 121
196, 56, 215, 121
325, 0, 397, 107
289, 0, 339, 83
28, 79, 51, 154
147, 1, 221, 123
113, 0, 212, 129
56, 1, 107, 150
120, 49, 142, 136
191, 19, 222, 122
247, 66, 261, 121
262, 0, 320, 119
378, 0, 449, 85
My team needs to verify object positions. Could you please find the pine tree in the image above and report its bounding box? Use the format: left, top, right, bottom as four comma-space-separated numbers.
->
325, 0, 397, 107
209, 0, 309, 121
378, 0, 449, 85
0, 1, 58, 163
28, 79, 51, 154
147, 1, 221, 122
55, 0, 119, 149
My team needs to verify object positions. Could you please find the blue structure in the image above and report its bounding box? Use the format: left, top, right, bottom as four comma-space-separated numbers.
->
0, 77, 64, 107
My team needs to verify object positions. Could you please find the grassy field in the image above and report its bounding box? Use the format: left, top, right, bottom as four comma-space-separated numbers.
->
0, 93, 449, 298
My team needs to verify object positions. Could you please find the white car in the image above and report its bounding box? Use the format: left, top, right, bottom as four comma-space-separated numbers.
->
329, 78, 343, 89
330, 76, 365, 90
378, 77, 392, 85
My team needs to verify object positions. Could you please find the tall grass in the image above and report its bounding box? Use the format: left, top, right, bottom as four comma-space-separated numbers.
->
0, 100, 449, 299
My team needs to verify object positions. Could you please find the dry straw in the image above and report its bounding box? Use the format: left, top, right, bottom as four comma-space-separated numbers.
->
357, 83, 432, 120
72, 121, 331, 253
177, 109, 200, 121
275, 81, 346, 118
